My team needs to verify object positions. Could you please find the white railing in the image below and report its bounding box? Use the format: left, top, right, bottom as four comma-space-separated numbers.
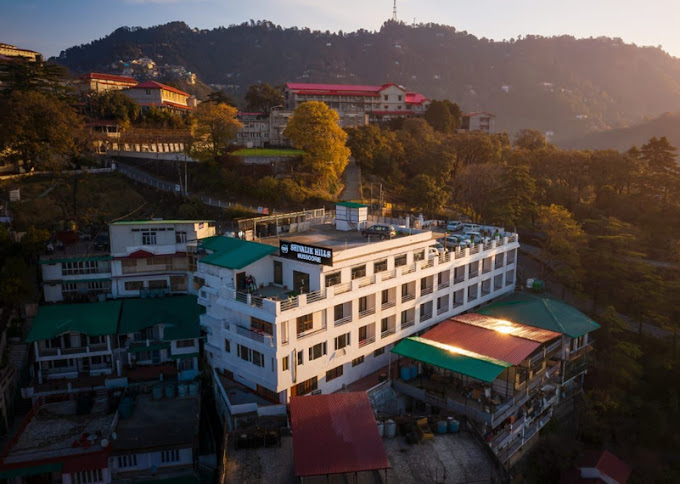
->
381, 301, 396, 310
334, 315, 353, 326
358, 336, 375, 348
401, 293, 415, 303
468, 294, 478, 302
438, 281, 450, 290
297, 326, 327, 340
482, 266, 492, 274
401, 264, 417, 275
235, 325, 274, 347
381, 327, 396, 338
454, 275, 466, 283
280, 298, 299, 312
420, 312, 432, 321
437, 306, 448, 315
401, 319, 415, 330
333, 282, 352, 295
358, 275, 376, 288
420, 286, 433, 296
381, 269, 397, 281
306, 289, 326, 303
359, 308, 376, 318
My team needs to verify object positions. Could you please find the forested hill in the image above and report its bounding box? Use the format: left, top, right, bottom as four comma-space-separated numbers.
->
55, 20, 680, 140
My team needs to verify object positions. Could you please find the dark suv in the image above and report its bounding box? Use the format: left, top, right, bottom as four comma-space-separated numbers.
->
361, 224, 396, 240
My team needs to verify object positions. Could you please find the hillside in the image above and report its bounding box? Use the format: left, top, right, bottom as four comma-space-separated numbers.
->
559, 111, 680, 151
55, 20, 680, 139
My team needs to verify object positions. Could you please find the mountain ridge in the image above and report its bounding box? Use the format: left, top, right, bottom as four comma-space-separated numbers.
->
54, 20, 680, 140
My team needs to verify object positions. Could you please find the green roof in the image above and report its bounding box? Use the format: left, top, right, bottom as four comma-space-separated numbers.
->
199, 236, 277, 270
170, 351, 199, 360
478, 292, 600, 338
391, 337, 510, 383
119, 295, 201, 340
336, 201, 368, 209
39, 255, 112, 265
111, 220, 213, 225
26, 301, 122, 342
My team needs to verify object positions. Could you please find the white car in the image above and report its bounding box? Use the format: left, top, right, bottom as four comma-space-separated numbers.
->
446, 221, 463, 232
462, 223, 480, 232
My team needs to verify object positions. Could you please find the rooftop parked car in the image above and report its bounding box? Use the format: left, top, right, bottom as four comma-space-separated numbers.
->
446, 221, 463, 232
361, 224, 396, 240
462, 223, 481, 232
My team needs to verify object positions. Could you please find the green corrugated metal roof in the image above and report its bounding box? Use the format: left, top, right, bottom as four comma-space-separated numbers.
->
42, 277, 111, 284
39, 255, 112, 264
111, 220, 213, 225
478, 292, 600, 338
199, 236, 277, 270
336, 201, 368, 209
0, 463, 63, 479
119, 295, 200, 340
26, 301, 122, 342
391, 337, 510, 383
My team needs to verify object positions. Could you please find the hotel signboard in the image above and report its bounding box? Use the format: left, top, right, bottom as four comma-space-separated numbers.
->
279, 241, 333, 266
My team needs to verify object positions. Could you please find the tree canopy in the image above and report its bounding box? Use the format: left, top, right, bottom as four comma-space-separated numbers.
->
244, 83, 284, 113
189, 102, 242, 160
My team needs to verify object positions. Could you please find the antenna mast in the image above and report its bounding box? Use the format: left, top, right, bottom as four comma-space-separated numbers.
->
392, 0, 398, 22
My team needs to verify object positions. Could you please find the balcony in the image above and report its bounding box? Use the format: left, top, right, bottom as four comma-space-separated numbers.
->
482, 266, 492, 274
334, 315, 353, 327
401, 293, 415, 303
437, 306, 448, 316
333, 282, 352, 295
437, 281, 450, 290
420, 312, 432, 322
495, 261, 504, 270
468, 294, 478, 302
357, 275, 376, 288
400, 318, 415, 330
359, 308, 376, 319
452, 300, 464, 308
380, 269, 397, 281
381, 327, 396, 338
358, 336, 375, 348
468, 271, 479, 279
381, 300, 396, 310
297, 325, 327, 340
420, 286, 433, 296
454, 275, 465, 284
506, 278, 514, 286
235, 324, 274, 347
401, 264, 417, 275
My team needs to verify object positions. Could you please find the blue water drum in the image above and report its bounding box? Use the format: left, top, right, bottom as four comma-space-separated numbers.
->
400, 366, 411, 381
437, 420, 448, 434
410, 365, 418, 379
448, 419, 460, 433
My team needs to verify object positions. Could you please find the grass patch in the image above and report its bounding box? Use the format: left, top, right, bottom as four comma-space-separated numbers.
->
231, 148, 305, 157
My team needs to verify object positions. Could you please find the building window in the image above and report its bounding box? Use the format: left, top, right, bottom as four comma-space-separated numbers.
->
572, 336, 585, 350
384, 95, 389, 101
309, 342, 327, 361
297, 314, 313, 334
238, 344, 251, 362
145, 88, 151, 95
252, 350, 264, 367
161, 449, 180, 463
274, 260, 283, 285
62, 260, 99, 276
352, 356, 364, 367
176, 231, 187, 243
374, 259, 387, 273
398, 95, 403, 101
358, 296, 368, 313
326, 365, 344, 382
351, 265, 366, 280
224, 339, 231, 353
297, 350, 304, 365
74, 469, 103, 484
142, 231, 157, 245
374, 346, 385, 357
176, 339, 194, 348
118, 455, 137, 468
414, 250, 425, 262
325, 271, 341, 286
335, 332, 350, 350
282, 355, 289, 371
251, 317, 273, 335
334, 304, 345, 321
394, 254, 407, 267
124, 281, 144, 291
381, 289, 389, 304
292, 376, 318, 396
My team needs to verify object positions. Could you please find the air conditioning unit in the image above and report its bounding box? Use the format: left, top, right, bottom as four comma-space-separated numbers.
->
311, 389, 322, 395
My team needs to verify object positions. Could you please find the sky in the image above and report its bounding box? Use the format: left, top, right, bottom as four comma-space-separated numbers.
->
1, 0, 679, 59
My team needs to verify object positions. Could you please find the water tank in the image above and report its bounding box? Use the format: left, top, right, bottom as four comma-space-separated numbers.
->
526, 278, 535, 289
164, 383, 176, 398
409, 365, 418, 380
384, 419, 397, 438
436, 421, 448, 434
448, 419, 460, 433
377, 421, 384, 437
100, 439, 109, 448
189, 382, 200, 395
178, 383, 188, 397
152, 385, 163, 400
400, 366, 411, 381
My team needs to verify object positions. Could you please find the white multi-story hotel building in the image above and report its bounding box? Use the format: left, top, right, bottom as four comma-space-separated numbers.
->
198, 205, 519, 404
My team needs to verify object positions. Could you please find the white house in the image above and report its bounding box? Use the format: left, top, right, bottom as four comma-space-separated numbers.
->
109, 220, 216, 298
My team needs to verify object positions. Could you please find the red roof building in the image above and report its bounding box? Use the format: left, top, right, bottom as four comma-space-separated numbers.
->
74, 72, 138, 94
561, 450, 631, 484
290, 393, 390, 478
125, 81, 194, 111
284, 81, 429, 121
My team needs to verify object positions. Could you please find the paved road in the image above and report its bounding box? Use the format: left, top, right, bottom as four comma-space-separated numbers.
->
339, 158, 362, 201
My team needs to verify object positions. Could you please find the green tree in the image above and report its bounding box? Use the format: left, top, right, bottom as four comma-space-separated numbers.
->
535, 204, 585, 293
190, 102, 242, 160
424, 100, 454, 133
513, 128, 549, 151
205, 91, 237, 107
86, 90, 140, 125
284, 101, 350, 193
244, 83, 284, 113
640, 136, 677, 174
0, 90, 85, 171
406, 174, 450, 216
0, 59, 73, 100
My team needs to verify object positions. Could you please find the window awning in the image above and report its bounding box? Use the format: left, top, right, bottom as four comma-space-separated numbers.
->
170, 352, 199, 360
391, 337, 511, 383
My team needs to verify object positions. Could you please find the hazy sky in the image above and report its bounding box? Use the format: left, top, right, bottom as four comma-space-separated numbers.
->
2, 0, 679, 59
